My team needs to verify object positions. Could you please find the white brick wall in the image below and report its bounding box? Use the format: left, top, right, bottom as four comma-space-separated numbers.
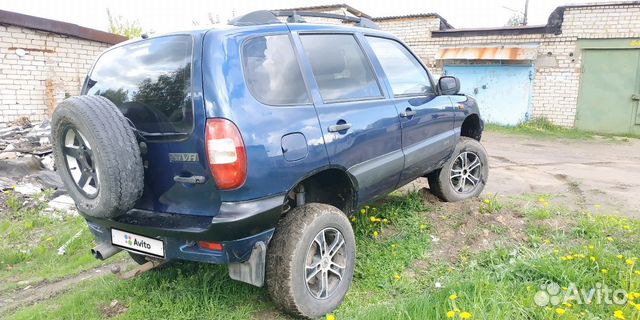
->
0, 25, 110, 123
374, 4, 640, 127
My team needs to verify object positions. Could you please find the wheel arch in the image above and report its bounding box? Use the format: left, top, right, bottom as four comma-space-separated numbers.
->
460, 113, 483, 141
286, 166, 357, 215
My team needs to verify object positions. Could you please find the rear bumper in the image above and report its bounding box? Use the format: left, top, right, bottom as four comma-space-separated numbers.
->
84, 194, 284, 264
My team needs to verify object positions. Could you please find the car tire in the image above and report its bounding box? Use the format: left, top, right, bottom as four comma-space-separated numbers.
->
51, 96, 144, 218
266, 203, 356, 319
427, 137, 489, 202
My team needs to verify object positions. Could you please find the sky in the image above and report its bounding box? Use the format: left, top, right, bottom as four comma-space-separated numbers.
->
0, 0, 626, 33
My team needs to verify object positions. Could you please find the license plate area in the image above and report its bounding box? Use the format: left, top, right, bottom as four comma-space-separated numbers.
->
111, 228, 165, 258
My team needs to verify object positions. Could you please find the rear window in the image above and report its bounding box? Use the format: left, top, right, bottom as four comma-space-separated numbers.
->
85, 35, 193, 134
300, 34, 382, 102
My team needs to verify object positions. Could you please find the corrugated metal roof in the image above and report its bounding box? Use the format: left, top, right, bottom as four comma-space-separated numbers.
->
436, 46, 539, 61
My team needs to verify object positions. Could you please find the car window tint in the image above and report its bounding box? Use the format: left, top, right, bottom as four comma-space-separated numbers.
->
366, 36, 433, 97
85, 35, 193, 134
300, 34, 382, 102
243, 35, 310, 105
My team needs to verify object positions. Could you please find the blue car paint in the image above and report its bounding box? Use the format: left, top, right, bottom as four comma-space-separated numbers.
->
81, 23, 483, 265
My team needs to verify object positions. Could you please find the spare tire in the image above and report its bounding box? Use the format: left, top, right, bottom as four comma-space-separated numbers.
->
51, 96, 144, 218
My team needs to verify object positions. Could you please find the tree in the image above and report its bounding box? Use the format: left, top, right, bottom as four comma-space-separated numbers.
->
106, 9, 144, 39
505, 13, 526, 27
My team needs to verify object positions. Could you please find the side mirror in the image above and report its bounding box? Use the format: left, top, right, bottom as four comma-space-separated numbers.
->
438, 76, 460, 95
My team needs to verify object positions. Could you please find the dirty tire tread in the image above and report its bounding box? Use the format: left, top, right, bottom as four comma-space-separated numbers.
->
427, 137, 489, 202
51, 96, 143, 218
266, 203, 354, 319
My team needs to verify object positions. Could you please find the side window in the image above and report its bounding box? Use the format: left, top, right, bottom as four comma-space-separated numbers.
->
300, 34, 382, 102
366, 36, 433, 97
243, 35, 310, 105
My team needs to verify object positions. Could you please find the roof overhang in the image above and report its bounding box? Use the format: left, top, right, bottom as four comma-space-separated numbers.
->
436, 45, 539, 61
0, 9, 127, 44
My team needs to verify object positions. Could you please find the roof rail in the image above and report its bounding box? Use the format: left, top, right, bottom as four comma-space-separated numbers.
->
228, 10, 379, 29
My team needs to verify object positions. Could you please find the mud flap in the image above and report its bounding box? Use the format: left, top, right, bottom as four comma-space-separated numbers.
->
228, 241, 266, 287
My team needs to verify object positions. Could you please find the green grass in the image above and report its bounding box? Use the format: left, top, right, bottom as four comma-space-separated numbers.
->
4, 191, 640, 320
6, 191, 434, 319
486, 117, 640, 140
0, 190, 125, 293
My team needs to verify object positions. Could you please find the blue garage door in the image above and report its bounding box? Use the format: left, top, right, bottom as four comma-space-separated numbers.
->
444, 65, 533, 126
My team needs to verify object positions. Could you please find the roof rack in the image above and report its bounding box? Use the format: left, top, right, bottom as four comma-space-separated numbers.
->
229, 10, 379, 29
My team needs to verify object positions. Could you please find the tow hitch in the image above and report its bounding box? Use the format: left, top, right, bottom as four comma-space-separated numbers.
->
110, 259, 166, 280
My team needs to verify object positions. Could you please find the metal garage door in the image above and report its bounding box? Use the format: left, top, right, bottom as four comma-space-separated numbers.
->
444, 65, 533, 126
576, 48, 640, 134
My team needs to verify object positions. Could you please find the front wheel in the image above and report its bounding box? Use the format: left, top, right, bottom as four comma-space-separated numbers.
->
427, 137, 489, 202
266, 203, 356, 319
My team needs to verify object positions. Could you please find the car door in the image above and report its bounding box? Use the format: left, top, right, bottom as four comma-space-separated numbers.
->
291, 30, 403, 204
365, 36, 456, 186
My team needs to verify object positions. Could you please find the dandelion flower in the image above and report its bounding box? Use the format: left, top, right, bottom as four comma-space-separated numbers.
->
326, 314, 336, 320
543, 239, 551, 244
588, 245, 594, 250
602, 269, 608, 274
419, 224, 427, 230
566, 255, 574, 260
563, 302, 572, 308
607, 237, 614, 242
543, 202, 549, 207
350, 217, 356, 222
626, 259, 634, 266
449, 294, 458, 301
460, 311, 471, 319
553, 249, 560, 255
446, 311, 455, 319
623, 225, 631, 230
561, 256, 567, 261
555, 308, 566, 315
617, 255, 624, 260
360, 209, 366, 214
393, 274, 401, 280
382, 218, 389, 224
613, 310, 625, 320
635, 270, 640, 276
373, 231, 379, 238
370, 216, 377, 222
590, 256, 596, 262
484, 199, 491, 204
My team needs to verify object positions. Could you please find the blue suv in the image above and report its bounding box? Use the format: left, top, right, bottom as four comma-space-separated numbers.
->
51, 10, 487, 318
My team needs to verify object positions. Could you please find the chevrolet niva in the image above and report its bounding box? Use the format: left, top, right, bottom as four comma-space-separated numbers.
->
51, 10, 487, 319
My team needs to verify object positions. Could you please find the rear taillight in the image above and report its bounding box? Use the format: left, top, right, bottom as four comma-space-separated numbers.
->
205, 118, 247, 190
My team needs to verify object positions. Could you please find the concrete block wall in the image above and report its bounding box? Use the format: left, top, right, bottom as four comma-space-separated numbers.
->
0, 25, 110, 123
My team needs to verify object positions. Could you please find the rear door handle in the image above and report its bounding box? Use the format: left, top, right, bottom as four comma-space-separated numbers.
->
174, 175, 206, 184
632, 94, 640, 101
400, 110, 417, 118
328, 123, 352, 132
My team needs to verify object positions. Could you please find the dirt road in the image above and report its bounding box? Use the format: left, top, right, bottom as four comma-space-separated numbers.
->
483, 132, 640, 217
